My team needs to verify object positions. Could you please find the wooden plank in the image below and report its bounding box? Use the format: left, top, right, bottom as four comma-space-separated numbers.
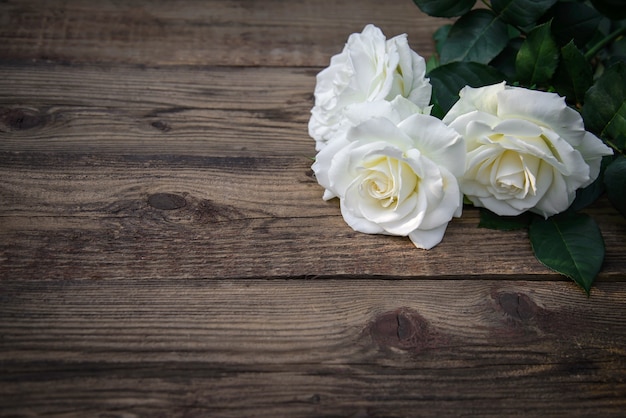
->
1, 278, 625, 416
0, 64, 315, 157
0, 0, 444, 67
1, 64, 625, 281
1, 0, 625, 416
1, 152, 625, 281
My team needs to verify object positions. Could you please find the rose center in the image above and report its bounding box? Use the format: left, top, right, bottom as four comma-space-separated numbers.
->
359, 156, 417, 208
493, 150, 537, 197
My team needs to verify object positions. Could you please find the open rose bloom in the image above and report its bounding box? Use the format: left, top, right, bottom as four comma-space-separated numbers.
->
308, 26, 614, 250
443, 82, 613, 218
309, 24, 432, 151
313, 98, 465, 249
309, 25, 464, 249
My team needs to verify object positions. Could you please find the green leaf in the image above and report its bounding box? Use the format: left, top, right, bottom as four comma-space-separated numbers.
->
411, 0, 476, 18
440, 9, 510, 65
609, 29, 626, 65
479, 209, 533, 230
428, 62, 507, 114
550, 1, 603, 48
582, 62, 626, 140
611, 134, 626, 152
553, 41, 594, 105
433, 24, 452, 55
604, 155, 626, 217
492, 0, 557, 28
530, 213, 605, 295
516, 21, 560, 86
570, 177, 605, 212
584, 24, 626, 63
491, 38, 524, 80
569, 156, 612, 211
429, 101, 445, 119
425, 55, 439, 74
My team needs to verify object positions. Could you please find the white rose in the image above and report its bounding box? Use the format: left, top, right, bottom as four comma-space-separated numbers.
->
308, 24, 432, 151
312, 100, 464, 249
443, 82, 613, 218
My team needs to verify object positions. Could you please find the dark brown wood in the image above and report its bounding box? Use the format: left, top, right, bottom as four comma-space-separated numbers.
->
2, 278, 626, 417
1, 64, 624, 281
0, 64, 314, 157
0, 0, 444, 67
1, 0, 625, 416
1, 151, 625, 282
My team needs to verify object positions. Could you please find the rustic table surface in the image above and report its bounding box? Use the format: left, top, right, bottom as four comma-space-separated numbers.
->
1, 0, 626, 416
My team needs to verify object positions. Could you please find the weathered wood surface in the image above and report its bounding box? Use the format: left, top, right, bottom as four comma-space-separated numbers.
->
1, 0, 625, 417
2, 64, 624, 281
0, 0, 442, 66
2, 279, 626, 417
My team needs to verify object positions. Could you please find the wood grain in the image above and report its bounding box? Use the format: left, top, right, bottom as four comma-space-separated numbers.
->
1, 63, 624, 282
0, 0, 444, 67
2, 151, 625, 281
0, 64, 315, 157
1, 0, 625, 416
2, 278, 626, 417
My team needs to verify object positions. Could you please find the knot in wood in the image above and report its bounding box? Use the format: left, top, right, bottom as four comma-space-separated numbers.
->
147, 193, 187, 210
0, 107, 47, 131
369, 307, 432, 353
151, 120, 172, 132
496, 291, 538, 322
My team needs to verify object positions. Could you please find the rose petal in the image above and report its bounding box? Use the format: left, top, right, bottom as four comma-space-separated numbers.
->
490, 151, 527, 198
504, 160, 552, 212
420, 168, 462, 230
408, 223, 448, 250
312, 133, 352, 197
377, 193, 423, 235
532, 169, 572, 217
497, 87, 586, 146
347, 117, 414, 150
443, 82, 505, 124
341, 212, 387, 235
309, 25, 432, 149
576, 131, 613, 186
390, 34, 432, 107
344, 96, 425, 127
493, 118, 542, 138
398, 114, 466, 177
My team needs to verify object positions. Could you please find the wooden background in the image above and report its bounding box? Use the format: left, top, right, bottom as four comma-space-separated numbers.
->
1, 0, 625, 416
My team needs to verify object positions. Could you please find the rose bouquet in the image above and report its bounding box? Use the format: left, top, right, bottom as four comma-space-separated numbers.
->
308, 0, 626, 294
